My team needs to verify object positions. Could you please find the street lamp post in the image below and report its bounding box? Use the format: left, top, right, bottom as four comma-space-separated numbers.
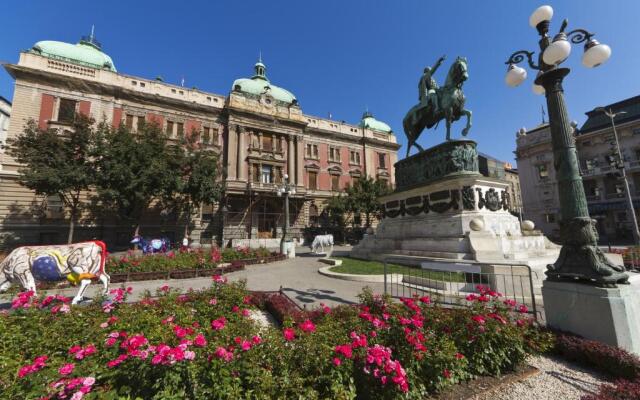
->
505, 5, 628, 285
276, 174, 296, 255
595, 107, 640, 246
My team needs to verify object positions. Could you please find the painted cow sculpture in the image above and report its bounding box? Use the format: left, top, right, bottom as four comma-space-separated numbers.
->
131, 235, 171, 255
0, 240, 110, 304
311, 234, 334, 255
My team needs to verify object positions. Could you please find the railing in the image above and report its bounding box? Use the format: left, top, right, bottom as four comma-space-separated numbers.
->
383, 256, 539, 320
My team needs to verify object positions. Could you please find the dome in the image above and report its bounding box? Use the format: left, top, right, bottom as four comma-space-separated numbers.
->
359, 111, 392, 133
30, 32, 116, 72
232, 59, 297, 105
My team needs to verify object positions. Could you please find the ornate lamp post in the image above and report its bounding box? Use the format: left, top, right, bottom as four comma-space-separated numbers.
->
594, 107, 640, 246
276, 174, 296, 255
505, 5, 628, 285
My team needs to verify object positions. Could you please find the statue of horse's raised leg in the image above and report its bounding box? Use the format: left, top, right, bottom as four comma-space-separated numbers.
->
461, 109, 472, 137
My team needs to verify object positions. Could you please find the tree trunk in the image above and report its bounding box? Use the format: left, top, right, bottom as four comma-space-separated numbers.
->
67, 210, 76, 244
365, 212, 371, 227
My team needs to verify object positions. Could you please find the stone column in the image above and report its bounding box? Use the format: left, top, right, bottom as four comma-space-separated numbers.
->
238, 127, 248, 182
288, 136, 295, 180
226, 124, 238, 180
295, 136, 304, 187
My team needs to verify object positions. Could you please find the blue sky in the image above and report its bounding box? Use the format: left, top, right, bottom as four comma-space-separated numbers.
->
2, 1, 639, 165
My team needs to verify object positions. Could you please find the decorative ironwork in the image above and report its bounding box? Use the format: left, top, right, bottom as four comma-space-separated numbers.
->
505, 50, 539, 70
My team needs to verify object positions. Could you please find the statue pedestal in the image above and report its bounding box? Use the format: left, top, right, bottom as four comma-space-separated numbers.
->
352, 140, 559, 292
542, 274, 640, 355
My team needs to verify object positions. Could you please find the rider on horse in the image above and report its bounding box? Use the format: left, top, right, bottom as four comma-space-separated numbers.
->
418, 55, 446, 114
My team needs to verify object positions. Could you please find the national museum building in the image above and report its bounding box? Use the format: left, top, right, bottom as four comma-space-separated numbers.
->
0, 33, 400, 249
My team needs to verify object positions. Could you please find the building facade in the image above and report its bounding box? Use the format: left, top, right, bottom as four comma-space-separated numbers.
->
0, 33, 399, 249
0, 96, 10, 152
516, 95, 640, 242
477, 152, 522, 214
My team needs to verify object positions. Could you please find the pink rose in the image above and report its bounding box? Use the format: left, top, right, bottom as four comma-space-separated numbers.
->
59, 363, 75, 376
194, 334, 207, 347
283, 328, 295, 341
299, 319, 316, 333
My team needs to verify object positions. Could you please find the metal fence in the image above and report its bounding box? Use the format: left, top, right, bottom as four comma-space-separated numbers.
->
383, 256, 539, 320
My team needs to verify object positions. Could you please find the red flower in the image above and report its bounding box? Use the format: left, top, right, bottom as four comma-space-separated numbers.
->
443, 368, 452, 379
283, 328, 296, 341
517, 304, 529, 314
332, 357, 342, 366
211, 317, 226, 330
58, 363, 75, 376
194, 334, 207, 347
471, 315, 486, 325
299, 319, 316, 333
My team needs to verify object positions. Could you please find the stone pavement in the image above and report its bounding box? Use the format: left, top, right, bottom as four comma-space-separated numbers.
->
0, 246, 383, 309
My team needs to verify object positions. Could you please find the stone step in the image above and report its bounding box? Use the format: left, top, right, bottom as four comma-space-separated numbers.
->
388, 250, 472, 261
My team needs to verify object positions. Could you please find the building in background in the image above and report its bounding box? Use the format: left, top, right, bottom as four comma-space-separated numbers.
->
0, 96, 10, 155
0, 32, 399, 249
516, 95, 640, 243
477, 152, 522, 214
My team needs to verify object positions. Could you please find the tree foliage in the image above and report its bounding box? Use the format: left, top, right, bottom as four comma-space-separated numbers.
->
92, 121, 180, 233
6, 115, 96, 243
166, 131, 224, 236
344, 177, 391, 226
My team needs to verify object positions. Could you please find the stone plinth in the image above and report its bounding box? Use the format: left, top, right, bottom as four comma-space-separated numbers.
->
352, 140, 560, 293
542, 276, 640, 355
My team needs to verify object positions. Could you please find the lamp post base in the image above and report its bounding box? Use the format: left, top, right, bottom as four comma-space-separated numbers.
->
546, 217, 629, 286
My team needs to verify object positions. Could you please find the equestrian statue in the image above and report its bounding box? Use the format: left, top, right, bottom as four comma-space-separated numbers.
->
403, 55, 472, 157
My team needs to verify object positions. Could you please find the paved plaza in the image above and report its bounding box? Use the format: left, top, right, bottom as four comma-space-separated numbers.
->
0, 246, 381, 309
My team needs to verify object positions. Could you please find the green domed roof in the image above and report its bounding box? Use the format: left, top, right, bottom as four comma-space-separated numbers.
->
359, 111, 392, 133
232, 59, 297, 105
30, 33, 116, 72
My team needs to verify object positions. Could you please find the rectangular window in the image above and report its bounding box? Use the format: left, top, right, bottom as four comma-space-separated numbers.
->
263, 134, 273, 151
350, 151, 361, 165
166, 121, 174, 136
308, 171, 318, 190
203, 127, 211, 144
58, 99, 77, 123
274, 166, 283, 183
176, 122, 184, 138
261, 165, 272, 184
136, 116, 144, 131
125, 114, 134, 130
306, 144, 312, 158
329, 146, 341, 162
378, 153, 386, 169
331, 175, 340, 191
545, 213, 556, 223
201, 203, 214, 221
352, 176, 360, 186
537, 164, 548, 179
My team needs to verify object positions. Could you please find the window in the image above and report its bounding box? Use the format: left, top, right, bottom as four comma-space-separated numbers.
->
166, 121, 174, 136
274, 166, 283, 183
633, 128, 640, 136
136, 116, 144, 131
617, 212, 628, 222
378, 153, 386, 169
263, 134, 273, 151
537, 164, 549, 179
201, 203, 214, 221
176, 122, 184, 138
331, 175, 340, 191
261, 165, 272, 184
352, 176, 360, 186
584, 158, 598, 171
203, 127, 211, 144
350, 151, 361, 165
139, 82, 146, 88
125, 114, 134, 129
58, 99, 77, 123
305, 143, 319, 159
308, 171, 318, 190
329, 147, 341, 162
545, 213, 556, 223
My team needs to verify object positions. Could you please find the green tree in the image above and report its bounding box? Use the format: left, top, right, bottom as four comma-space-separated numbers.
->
93, 121, 178, 235
324, 195, 348, 227
166, 131, 224, 238
6, 115, 96, 243
345, 177, 391, 227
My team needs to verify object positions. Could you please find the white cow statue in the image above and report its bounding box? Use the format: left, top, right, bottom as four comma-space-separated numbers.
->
0, 240, 110, 304
311, 234, 334, 255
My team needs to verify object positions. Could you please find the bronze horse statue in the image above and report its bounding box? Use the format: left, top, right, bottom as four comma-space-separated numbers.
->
403, 57, 472, 157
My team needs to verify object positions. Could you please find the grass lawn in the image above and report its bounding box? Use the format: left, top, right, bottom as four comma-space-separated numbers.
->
331, 257, 466, 282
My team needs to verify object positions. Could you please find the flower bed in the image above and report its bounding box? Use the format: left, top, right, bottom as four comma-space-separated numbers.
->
0, 282, 553, 399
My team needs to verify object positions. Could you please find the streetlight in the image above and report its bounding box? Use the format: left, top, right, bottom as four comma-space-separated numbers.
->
276, 173, 296, 256
504, 5, 627, 285
595, 107, 640, 245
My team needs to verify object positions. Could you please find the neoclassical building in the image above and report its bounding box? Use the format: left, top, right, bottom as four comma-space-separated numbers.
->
0, 33, 399, 249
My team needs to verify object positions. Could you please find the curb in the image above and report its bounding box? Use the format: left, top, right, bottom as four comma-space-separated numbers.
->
317, 266, 402, 283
